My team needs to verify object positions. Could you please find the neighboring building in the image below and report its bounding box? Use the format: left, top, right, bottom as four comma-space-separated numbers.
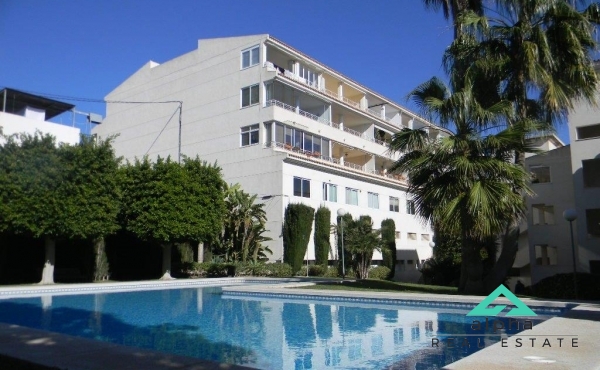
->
93, 35, 450, 280
0, 88, 81, 145
567, 79, 600, 276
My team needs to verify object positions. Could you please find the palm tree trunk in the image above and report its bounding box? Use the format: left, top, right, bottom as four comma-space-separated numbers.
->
483, 224, 520, 293
39, 235, 55, 284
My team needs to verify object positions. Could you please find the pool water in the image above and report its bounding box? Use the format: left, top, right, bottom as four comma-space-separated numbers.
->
0, 287, 553, 369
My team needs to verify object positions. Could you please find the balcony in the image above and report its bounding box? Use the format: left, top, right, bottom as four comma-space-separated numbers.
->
265, 99, 391, 156
269, 141, 406, 185
265, 62, 404, 129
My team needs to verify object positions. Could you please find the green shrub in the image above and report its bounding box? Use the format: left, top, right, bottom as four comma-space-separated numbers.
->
380, 219, 396, 279
314, 207, 331, 267
369, 266, 391, 280
323, 266, 340, 278
283, 203, 315, 274
531, 273, 600, 300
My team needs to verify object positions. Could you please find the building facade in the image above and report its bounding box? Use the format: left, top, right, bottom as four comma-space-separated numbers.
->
94, 35, 449, 279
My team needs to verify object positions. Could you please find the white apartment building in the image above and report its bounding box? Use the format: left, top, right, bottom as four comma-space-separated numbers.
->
93, 35, 450, 279
567, 82, 600, 276
0, 88, 81, 145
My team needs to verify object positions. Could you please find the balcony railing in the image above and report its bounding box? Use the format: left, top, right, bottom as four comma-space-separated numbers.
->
343, 126, 362, 137
265, 61, 405, 128
269, 141, 405, 184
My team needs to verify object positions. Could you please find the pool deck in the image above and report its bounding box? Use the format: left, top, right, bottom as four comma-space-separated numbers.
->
0, 278, 599, 370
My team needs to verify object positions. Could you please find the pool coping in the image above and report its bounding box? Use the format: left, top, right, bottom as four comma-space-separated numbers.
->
0, 278, 598, 369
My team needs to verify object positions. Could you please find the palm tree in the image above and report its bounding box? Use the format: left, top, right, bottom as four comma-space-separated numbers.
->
445, 0, 600, 133
423, 0, 484, 38
389, 76, 537, 294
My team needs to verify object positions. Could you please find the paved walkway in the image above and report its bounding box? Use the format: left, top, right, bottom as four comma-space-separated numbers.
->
0, 279, 598, 370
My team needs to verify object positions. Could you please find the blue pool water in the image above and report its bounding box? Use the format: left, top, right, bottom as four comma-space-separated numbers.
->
0, 286, 557, 369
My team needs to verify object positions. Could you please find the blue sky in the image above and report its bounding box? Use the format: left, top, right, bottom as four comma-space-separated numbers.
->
0, 0, 570, 142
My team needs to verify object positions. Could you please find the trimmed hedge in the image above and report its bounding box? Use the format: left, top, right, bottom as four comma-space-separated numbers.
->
314, 207, 331, 267
531, 273, 600, 300
369, 266, 392, 280
283, 203, 315, 274
380, 219, 396, 279
182, 262, 293, 278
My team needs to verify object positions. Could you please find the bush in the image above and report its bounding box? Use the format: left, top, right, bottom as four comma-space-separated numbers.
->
380, 219, 396, 279
181, 262, 293, 278
323, 266, 340, 278
314, 207, 331, 267
369, 266, 391, 280
283, 203, 315, 274
531, 273, 600, 300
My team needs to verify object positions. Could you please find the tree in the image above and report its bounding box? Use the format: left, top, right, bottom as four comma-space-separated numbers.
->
343, 215, 381, 280
380, 219, 397, 279
217, 184, 271, 263
121, 156, 226, 279
423, 0, 484, 38
0, 132, 64, 284
336, 213, 353, 277
58, 136, 122, 281
314, 207, 331, 268
390, 76, 535, 294
282, 203, 314, 274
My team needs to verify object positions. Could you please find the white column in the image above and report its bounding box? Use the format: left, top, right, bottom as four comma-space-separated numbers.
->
295, 94, 300, 114
261, 42, 267, 66
381, 105, 386, 119
318, 73, 324, 90
294, 61, 300, 76
360, 94, 367, 110
337, 82, 343, 98
338, 113, 344, 130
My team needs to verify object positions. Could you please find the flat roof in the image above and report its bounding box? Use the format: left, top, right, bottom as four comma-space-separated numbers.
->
1, 88, 75, 120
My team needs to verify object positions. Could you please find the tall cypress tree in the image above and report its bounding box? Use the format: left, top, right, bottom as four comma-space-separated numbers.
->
380, 219, 397, 279
314, 207, 331, 268
283, 203, 315, 274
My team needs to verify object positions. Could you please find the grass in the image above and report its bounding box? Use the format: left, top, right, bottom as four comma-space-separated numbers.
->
297, 279, 459, 295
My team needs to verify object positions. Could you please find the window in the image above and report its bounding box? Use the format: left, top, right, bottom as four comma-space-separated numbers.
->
583, 159, 600, 188
421, 234, 430, 242
408, 233, 417, 241
241, 46, 259, 69
368, 192, 379, 209
323, 183, 337, 202
586, 209, 600, 237
346, 188, 359, 206
395, 231, 401, 239
389, 197, 399, 212
590, 260, 600, 275
240, 124, 259, 146
406, 200, 415, 215
535, 245, 558, 266
293, 177, 310, 198
576, 123, 600, 140
531, 166, 551, 184
241, 85, 259, 107
532, 204, 555, 225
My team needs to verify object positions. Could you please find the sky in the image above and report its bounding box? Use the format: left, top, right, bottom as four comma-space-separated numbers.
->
0, 0, 571, 142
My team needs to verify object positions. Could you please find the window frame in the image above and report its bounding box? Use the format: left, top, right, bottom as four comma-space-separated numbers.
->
345, 187, 359, 206
406, 200, 416, 215
530, 165, 551, 184
368, 192, 379, 209
240, 124, 260, 147
323, 182, 337, 202
241, 45, 260, 69
582, 159, 600, 188
241, 84, 260, 108
293, 176, 311, 198
389, 196, 399, 212
576, 123, 600, 140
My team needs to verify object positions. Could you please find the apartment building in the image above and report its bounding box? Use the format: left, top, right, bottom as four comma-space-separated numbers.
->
0, 88, 81, 145
93, 35, 449, 279
567, 81, 600, 276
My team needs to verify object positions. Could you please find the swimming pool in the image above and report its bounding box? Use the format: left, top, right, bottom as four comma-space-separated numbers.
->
0, 285, 560, 369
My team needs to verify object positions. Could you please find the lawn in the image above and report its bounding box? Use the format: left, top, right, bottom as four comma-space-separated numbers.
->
297, 279, 459, 295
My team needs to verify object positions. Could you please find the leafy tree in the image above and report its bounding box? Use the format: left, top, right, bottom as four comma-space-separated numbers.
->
59, 136, 122, 281
314, 207, 331, 268
216, 184, 271, 263
282, 203, 314, 274
380, 219, 397, 279
121, 156, 226, 279
423, 0, 484, 38
0, 132, 64, 284
343, 215, 382, 280
390, 76, 535, 294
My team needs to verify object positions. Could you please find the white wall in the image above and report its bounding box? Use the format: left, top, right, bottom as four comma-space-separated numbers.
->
0, 112, 80, 145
